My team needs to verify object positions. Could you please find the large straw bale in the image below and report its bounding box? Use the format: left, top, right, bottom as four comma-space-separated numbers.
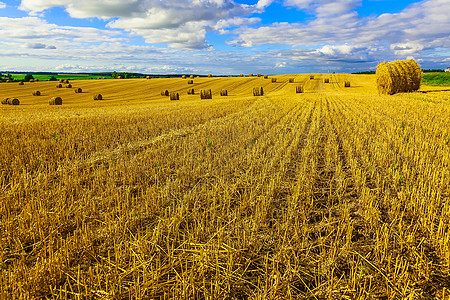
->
49, 97, 62, 105
182, 75, 186, 79
344, 81, 351, 87
32, 91, 41, 96
18, 81, 24, 85
288, 78, 294, 83
190, 75, 194, 79
208, 74, 212, 78
253, 87, 264, 96
1, 98, 8, 104
249, 73, 253, 77
376, 59, 421, 94
187, 88, 195, 95
170, 92, 180, 100
220, 89, 228, 96
161, 90, 169, 96
264, 75, 268, 79
65, 84, 72, 88
271, 78, 277, 83
200, 89, 212, 99
75, 88, 82, 93
296, 85, 304, 93
240, 74, 244, 77
8, 98, 20, 105
93, 94, 103, 100
324, 78, 330, 83
188, 80, 194, 84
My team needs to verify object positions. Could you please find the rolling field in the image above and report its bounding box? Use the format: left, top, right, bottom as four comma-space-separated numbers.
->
1, 74, 450, 299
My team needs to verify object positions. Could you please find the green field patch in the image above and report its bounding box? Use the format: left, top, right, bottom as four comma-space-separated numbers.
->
422, 72, 450, 86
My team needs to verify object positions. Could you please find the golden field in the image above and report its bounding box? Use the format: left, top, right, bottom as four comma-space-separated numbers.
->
1, 74, 450, 299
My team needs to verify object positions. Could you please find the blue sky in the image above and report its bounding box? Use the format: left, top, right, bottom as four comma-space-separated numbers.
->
0, 0, 449, 74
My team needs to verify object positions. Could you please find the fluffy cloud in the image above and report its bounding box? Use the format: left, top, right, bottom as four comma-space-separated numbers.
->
0, 2, 6, 9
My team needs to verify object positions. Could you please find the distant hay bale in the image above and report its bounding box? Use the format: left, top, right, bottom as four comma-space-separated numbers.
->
324, 78, 330, 83
208, 74, 212, 78
296, 85, 304, 93
249, 73, 253, 77
65, 84, 72, 88
32, 91, 41, 96
257, 73, 261, 77
6, 79, 11, 83
182, 75, 186, 79
240, 74, 244, 77
93, 94, 103, 100
253, 87, 264, 96
376, 59, 421, 95
188, 80, 194, 84
170, 92, 180, 100
1, 98, 9, 104
102, 77, 106, 79
29, 79, 34, 82
56, 83, 63, 88
35, 78, 39, 82
0, 79, 2, 83
146, 76, 151, 79
117, 76, 123, 79
161, 90, 169, 96
49, 97, 62, 105
59, 79, 64, 83
8, 98, 20, 105
187, 88, 195, 95
64, 79, 70, 84
271, 78, 277, 83
310, 75, 314, 80
190, 75, 194, 79
344, 81, 351, 87
264, 75, 268, 79
289, 78, 294, 83
75, 88, 82, 93
200, 89, 212, 99
220, 89, 228, 96
18, 81, 24, 85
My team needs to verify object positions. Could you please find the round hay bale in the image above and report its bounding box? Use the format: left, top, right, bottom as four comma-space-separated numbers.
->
344, 81, 351, 87
208, 74, 212, 78
49, 97, 62, 105
117, 76, 123, 79
0, 79, 2, 83
32, 91, 41, 96
376, 59, 421, 94
240, 74, 244, 77
188, 80, 194, 84
59, 79, 64, 83
182, 75, 186, 79
146, 76, 151, 79
75, 88, 82, 93
65, 84, 72, 88
1, 98, 9, 104
6, 80, 11, 83
324, 78, 330, 83
253, 87, 263, 96
8, 98, 20, 105
64, 79, 70, 84
200, 89, 212, 99
220, 89, 228, 96
187, 88, 195, 95
257, 73, 261, 77
264, 75, 268, 79
249, 73, 253, 77
18, 81, 24, 85
296, 85, 304, 93
271, 78, 277, 83
310, 75, 314, 80
170, 92, 180, 100
288, 78, 294, 83
190, 75, 194, 79
161, 90, 169, 96
102, 77, 106, 79
56, 83, 63, 88
35, 78, 39, 82
29, 79, 35, 82
93, 94, 103, 100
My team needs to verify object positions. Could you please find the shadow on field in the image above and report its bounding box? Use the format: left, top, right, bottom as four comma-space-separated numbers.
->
417, 89, 450, 93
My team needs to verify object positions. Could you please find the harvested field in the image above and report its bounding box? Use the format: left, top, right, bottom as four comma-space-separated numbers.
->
1, 74, 450, 299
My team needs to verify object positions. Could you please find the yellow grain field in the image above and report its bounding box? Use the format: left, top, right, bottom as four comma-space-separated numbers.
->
1, 74, 450, 298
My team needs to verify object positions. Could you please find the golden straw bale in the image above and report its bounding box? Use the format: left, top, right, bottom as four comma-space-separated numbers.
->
65, 84, 72, 88
257, 73, 261, 77
6, 80, 11, 83
264, 75, 268, 79
249, 73, 253, 77
220, 89, 228, 96
310, 75, 314, 80
208, 74, 212, 78
18, 81, 24, 85
56, 83, 63, 88
188, 80, 194, 84
271, 78, 277, 83
240, 74, 244, 77
93, 94, 103, 100
296, 85, 304, 93
182, 75, 186, 79
324, 78, 330, 83
190, 75, 194, 79
29, 79, 34, 82
64, 79, 70, 84
288, 78, 294, 83
170, 92, 180, 100
75, 88, 82, 93
161, 90, 169, 96
49, 97, 62, 105
32, 91, 41, 96
146, 76, 151, 79
253, 87, 264, 96
117, 76, 123, 79
376, 59, 421, 94
1, 98, 9, 104
344, 81, 351, 87
59, 79, 64, 83
187, 88, 195, 95
8, 98, 20, 105
35, 78, 39, 82
0, 79, 2, 83
200, 89, 212, 99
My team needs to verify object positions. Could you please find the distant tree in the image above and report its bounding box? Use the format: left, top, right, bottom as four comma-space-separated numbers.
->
48, 75, 57, 81
24, 73, 34, 82
112, 71, 118, 79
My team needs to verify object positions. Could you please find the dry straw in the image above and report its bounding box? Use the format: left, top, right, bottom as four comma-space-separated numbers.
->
64, 79, 70, 84
310, 75, 314, 80
8, 98, 20, 105
56, 83, 63, 88
190, 75, 194, 79
187, 88, 195, 95
289, 78, 294, 83
324, 78, 330, 83
75, 88, 82, 93
257, 73, 261, 77
296, 85, 304, 93
49, 97, 62, 105
18, 81, 24, 85
200, 89, 212, 99
35, 78, 39, 82
29, 79, 34, 82
161, 90, 169, 96
220, 89, 228, 96
59, 79, 64, 83
170, 92, 180, 100
208, 74, 212, 78
249, 73, 253, 77
6, 80, 11, 83
376, 59, 421, 95
188, 80, 194, 84
182, 75, 186, 79
264, 75, 268, 79
32, 91, 41, 96
93, 94, 103, 100
240, 74, 244, 77
1, 98, 8, 104
118, 76, 123, 79
146, 76, 151, 79
344, 81, 351, 87
65, 84, 72, 88
272, 78, 277, 83
253, 87, 264, 96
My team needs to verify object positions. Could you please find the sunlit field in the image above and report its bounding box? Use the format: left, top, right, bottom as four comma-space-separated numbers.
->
1, 74, 450, 298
